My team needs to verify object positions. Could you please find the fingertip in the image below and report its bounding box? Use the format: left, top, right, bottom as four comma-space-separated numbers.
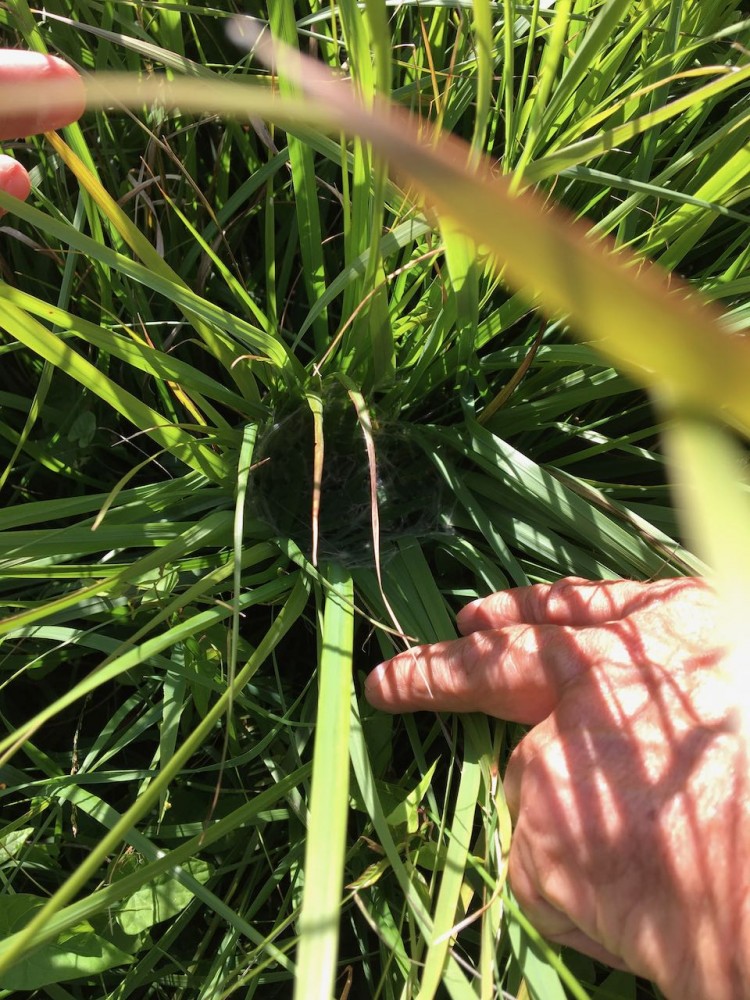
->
0, 156, 32, 210
44, 55, 86, 129
457, 593, 510, 633
460, 597, 484, 613
364, 660, 384, 692
364, 661, 391, 710
0, 51, 85, 140
456, 597, 484, 630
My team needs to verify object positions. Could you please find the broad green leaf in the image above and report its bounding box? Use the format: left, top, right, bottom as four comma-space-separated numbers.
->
0, 828, 33, 863
0, 896, 132, 991
382, 761, 438, 834
117, 859, 211, 935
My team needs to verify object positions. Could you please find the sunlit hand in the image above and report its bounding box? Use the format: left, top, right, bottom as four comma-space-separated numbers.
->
366, 577, 749, 1000
0, 50, 84, 213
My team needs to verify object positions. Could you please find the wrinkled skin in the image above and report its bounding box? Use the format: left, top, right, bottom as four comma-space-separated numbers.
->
0, 50, 84, 214
366, 577, 750, 1000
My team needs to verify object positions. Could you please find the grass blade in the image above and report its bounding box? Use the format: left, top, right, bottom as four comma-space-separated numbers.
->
294, 564, 354, 1000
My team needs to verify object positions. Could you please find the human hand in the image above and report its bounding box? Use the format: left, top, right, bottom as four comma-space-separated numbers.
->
0, 50, 84, 213
366, 577, 749, 1000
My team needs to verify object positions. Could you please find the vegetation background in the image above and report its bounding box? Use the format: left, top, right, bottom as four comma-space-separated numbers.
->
0, 1, 749, 998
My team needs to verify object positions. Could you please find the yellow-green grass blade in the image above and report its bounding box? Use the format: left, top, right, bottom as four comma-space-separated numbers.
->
661, 415, 750, 727
298, 216, 432, 346
38, 769, 308, 970
5, 62, 740, 430
537, 0, 635, 136
0, 573, 309, 981
0, 470, 206, 530
654, 140, 750, 271
500, 0, 520, 163
10, 0, 112, 294
0, 297, 226, 483
0, 190, 84, 491
508, 0, 542, 163
391, 540, 456, 642
0, 193, 302, 384
417, 719, 481, 999
348, 698, 479, 999
475, 716, 511, 999
513, 0, 572, 180
505, 889, 590, 1000
447, 421, 673, 577
428, 447, 529, 585
43, 131, 267, 400
617, 0, 684, 246
43, 6, 214, 79
470, 0, 493, 160
563, 164, 750, 226
155, 185, 277, 337
0, 509, 233, 642
0, 285, 255, 420
294, 564, 353, 1000
526, 63, 750, 183
0, 555, 278, 761
334, 0, 394, 384
440, 220, 480, 372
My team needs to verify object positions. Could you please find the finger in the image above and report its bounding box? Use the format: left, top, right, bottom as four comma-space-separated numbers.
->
0, 51, 85, 140
0, 156, 31, 211
365, 623, 605, 723
457, 576, 700, 633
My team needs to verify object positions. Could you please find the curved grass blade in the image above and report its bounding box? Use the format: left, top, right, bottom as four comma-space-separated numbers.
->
3, 54, 744, 430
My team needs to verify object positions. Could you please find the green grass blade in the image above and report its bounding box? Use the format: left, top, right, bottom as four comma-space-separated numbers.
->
0, 297, 226, 482
417, 720, 481, 999
294, 564, 354, 1000
526, 64, 750, 183
513, 0, 573, 180
348, 700, 478, 1000
270, 0, 329, 352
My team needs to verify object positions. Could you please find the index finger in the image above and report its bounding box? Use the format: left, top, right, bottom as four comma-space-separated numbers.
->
365, 623, 608, 723
0, 51, 85, 140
